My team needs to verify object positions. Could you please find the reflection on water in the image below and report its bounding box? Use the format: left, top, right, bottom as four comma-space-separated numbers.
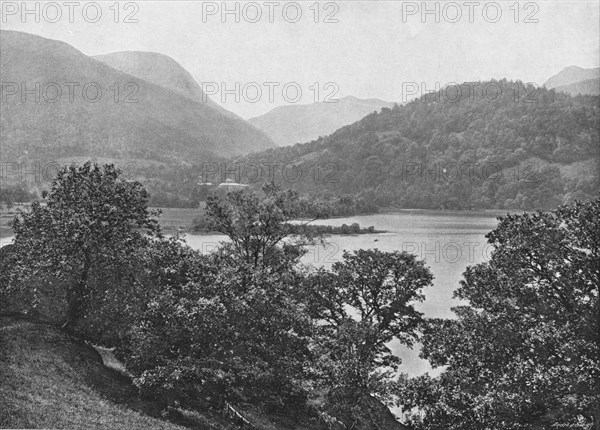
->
183, 209, 505, 376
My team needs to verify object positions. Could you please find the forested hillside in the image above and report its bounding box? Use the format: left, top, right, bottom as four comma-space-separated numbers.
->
233, 80, 599, 210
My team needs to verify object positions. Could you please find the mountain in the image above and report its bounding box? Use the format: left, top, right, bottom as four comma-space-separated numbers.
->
553, 78, 600, 96
0, 30, 274, 166
235, 80, 599, 211
93, 51, 241, 120
545, 66, 600, 89
248, 96, 396, 147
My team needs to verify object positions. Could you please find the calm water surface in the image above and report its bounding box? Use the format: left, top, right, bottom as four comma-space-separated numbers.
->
184, 209, 505, 376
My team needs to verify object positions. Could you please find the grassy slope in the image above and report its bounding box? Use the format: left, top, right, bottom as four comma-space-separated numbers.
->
0, 317, 331, 430
0, 317, 212, 430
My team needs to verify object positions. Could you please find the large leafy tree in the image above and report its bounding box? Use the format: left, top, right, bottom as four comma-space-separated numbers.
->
129, 252, 314, 411
398, 199, 600, 429
305, 249, 433, 419
205, 182, 327, 268
128, 186, 321, 412
9, 162, 160, 334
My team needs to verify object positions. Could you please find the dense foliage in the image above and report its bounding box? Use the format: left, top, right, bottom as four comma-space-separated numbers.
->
304, 249, 433, 418
203, 183, 327, 267
0, 167, 424, 428
397, 199, 600, 429
3, 163, 598, 429
129, 185, 428, 426
126, 238, 314, 411
234, 80, 599, 210
5, 163, 160, 336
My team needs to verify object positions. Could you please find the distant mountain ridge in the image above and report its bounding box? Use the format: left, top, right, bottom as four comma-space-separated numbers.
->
0, 30, 275, 166
545, 66, 600, 92
93, 51, 241, 120
248, 96, 396, 147
553, 78, 600, 97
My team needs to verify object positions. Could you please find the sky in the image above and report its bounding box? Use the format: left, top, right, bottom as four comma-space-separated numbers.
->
2, 0, 599, 118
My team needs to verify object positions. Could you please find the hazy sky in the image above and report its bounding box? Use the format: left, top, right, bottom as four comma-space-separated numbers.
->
2, 0, 599, 118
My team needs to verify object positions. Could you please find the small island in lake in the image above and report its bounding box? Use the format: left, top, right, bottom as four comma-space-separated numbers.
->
190, 212, 385, 236
298, 223, 386, 235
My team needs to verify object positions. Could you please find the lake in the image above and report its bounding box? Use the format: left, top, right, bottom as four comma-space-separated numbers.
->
0, 209, 506, 376
183, 209, 506, 376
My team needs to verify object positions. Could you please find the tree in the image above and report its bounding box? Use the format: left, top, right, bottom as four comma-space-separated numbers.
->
305, 249, 433, 417
126, 184, 329, 412
127, 221, 315, 413
397, 199, 600, 429
9, 162, 160, 334
204, 182, 327, 269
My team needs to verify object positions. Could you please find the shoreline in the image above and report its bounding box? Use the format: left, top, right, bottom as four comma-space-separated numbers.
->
0, 207, 518, 240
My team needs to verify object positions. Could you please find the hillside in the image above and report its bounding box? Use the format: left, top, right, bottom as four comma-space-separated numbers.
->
94, 51, 241, 120
0, 30, 275, 166
0, 317, 193, 429
249, 96, 396, 146
545, 65, 600, 89
235, 80, 599, 211
554, 78, 600, 96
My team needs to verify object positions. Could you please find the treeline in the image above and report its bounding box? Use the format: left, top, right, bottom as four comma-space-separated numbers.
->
310, 194, 379, 216
1, 163, 598, 429
138, 164, 381, 213
233, 80, 599, 211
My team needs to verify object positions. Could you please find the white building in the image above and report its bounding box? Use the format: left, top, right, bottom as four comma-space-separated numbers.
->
216, 178, 249, 193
